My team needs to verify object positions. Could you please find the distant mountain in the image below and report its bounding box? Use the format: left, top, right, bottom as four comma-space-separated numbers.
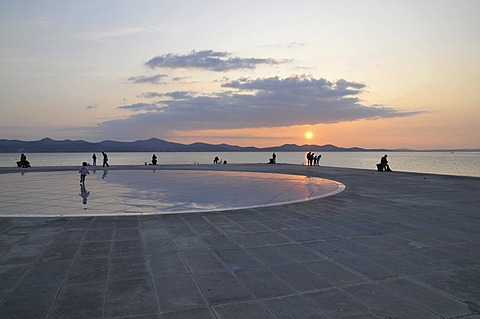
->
0, 137, 477, 153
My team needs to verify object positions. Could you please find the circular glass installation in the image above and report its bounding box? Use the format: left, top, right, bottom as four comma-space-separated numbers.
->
0, 170, 345, 217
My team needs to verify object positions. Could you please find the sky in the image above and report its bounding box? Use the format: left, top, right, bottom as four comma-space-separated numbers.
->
1, 0, 479, 149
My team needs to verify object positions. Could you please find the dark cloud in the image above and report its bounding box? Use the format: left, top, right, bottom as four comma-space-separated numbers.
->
145, 50, 286, 71
128, 74, 167, 84
93, 75, 421, 139
85, 104, 98, 110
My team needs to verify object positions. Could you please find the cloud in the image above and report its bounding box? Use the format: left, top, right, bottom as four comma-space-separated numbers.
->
138, 92, 164, 99
128, 74, 167, 84
85, 104, 98, 110
138, 91, 194, 99
145, 50, 287, 71
117, 102, 161, 112
93, 75, 421, 139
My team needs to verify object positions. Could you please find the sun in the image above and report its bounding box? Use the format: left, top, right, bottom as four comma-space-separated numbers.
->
305, 131, 314, 140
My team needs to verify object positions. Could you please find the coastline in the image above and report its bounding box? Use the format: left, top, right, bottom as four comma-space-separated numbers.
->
1, 163, 479, 181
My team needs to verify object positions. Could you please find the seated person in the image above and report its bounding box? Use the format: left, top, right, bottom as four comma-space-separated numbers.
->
380, 154, 391, 171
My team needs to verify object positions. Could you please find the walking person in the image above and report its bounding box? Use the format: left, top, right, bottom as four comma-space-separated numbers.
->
79, 162, 89, 184
102, 152, 109, 167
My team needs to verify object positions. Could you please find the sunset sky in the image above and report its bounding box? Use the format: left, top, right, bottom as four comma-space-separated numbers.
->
1, 0, 479, 149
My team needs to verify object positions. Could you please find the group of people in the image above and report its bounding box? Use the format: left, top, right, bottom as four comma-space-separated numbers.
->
79, 152, 110, 185
91, 152, 109, 167
213, 156, 227, 164
306, 152, 321, 166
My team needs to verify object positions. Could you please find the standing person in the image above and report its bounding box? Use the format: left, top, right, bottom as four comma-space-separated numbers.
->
152, 154, 157, 165
79, 162, 89, 184
272, 153, 276, 163
92, 153, 97, 166
317, 154, 321, 166
213, 156, 219, 164
306, 152, 312, 166
102, 152, 109, 167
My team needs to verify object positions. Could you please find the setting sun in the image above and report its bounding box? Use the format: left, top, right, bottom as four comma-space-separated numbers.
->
305, 131, 314, 139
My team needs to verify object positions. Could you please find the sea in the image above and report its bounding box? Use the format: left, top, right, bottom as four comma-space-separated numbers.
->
1, 151, 479, 178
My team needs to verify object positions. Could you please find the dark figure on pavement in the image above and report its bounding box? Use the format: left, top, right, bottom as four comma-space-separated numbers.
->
316, 154, 321, 166
378, 154, 392, 172
269, 153, 276, 164
18, 153, 31, 168
306, 152, 312, 166
152, 154, 157, 165
213, 156, 219, 164
92, 153, 97, 166
80, 183, 90, 205
102, 152, 109, 167
79, 162, 89, 184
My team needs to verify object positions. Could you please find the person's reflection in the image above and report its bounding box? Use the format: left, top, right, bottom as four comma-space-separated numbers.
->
102, 170, 108, 179
80, 183, 90, 205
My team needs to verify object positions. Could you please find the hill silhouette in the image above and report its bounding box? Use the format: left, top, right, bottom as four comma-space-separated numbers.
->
0, 137, 384, 153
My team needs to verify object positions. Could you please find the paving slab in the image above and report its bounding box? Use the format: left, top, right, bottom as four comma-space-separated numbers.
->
0, 163, 479, 318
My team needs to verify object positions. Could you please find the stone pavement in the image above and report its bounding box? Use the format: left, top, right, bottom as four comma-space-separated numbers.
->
0, 164, 479, 319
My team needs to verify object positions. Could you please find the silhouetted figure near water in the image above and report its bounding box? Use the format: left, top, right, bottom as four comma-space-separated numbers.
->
79, 162, 89, 184
269, 153, 277, 164
18, 153, 31, 168
152, 154, 157, 165
92, 153, 97, 166
377, 154, 392, 172
102, 152, 109, 167
306, 152, 315, 166
213, 156, 219, 164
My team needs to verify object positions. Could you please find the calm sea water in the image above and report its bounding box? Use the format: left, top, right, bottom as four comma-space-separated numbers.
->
1, 151, 479, 177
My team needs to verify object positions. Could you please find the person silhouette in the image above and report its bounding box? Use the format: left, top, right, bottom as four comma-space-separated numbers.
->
152, 154, 157, 165
92, 153, 97, 166
102, 152, 109, 167
19, 153, 30, 167
79, 161, 89, 184
380, 154, 391, 171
